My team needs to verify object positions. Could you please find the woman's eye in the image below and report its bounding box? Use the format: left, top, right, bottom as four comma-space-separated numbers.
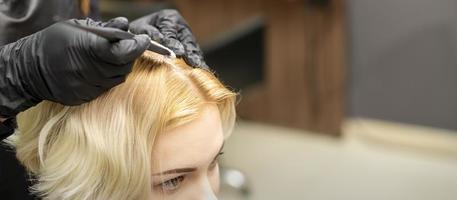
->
160, 176, 185, 191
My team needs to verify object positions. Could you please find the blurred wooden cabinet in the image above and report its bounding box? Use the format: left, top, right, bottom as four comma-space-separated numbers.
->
173, 0, 346, 136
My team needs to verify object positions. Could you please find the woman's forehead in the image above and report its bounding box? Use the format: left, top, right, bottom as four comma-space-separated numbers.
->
151, 104, 224, 171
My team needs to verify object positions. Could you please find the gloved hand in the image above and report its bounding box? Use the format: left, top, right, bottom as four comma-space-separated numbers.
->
0, 17, 150, 118
129, 9, 208, 68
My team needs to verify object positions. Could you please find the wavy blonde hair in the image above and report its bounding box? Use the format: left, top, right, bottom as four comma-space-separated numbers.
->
12, 51, 237, 200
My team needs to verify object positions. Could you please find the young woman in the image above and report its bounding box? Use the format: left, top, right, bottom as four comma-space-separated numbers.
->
7, 51, 236, 199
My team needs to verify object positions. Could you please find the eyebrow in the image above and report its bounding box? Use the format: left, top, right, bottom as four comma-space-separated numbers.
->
152, 142, 225, 176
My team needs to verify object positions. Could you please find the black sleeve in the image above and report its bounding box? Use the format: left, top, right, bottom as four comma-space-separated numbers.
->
0, 118, 17, 141
0, 144, 37, 200
0, 0, 85, 46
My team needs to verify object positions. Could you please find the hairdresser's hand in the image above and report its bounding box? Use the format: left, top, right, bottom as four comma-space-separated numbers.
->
129, 9, 208, 68
0, 17, 150, 118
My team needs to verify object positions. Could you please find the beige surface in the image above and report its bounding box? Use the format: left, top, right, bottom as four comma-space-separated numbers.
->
220, 119, 457, 200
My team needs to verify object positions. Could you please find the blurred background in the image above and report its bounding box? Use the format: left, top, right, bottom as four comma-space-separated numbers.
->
99, 0, 457, 199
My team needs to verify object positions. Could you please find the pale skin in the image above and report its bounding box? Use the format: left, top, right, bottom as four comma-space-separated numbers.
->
150, 104, 224, 200
0, 117, 5, 123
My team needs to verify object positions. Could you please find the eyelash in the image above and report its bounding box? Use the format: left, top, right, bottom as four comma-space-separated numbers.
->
157, 151, 225, 192
159, 176, 185, 192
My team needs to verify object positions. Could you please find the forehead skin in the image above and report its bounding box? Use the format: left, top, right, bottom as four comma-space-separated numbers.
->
151, 104, 224, 173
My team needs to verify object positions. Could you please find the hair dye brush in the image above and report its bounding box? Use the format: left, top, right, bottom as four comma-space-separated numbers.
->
64, 22, 176, 58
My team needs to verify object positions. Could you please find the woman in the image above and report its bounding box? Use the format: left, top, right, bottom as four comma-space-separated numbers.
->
7, 50, 236, 199
1, 2, 209, 197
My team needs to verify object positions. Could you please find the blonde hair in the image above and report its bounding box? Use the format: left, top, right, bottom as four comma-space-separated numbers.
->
12, 51, 237, 200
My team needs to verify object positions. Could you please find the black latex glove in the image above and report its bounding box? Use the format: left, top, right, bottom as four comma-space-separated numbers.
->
0, 17, 150, 118
129, 9, 208, 68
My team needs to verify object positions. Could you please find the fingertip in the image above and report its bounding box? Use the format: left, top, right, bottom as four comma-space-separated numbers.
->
134, 34, 151, 50
163, 38, 185, 56
115, 34, 149, 63
144, 25, 164, 42
105, 17, 129, 31
100, 36, 147, 65
200, 61, 210, 69
115, 16, 129, 23
162, 9, 180, 16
